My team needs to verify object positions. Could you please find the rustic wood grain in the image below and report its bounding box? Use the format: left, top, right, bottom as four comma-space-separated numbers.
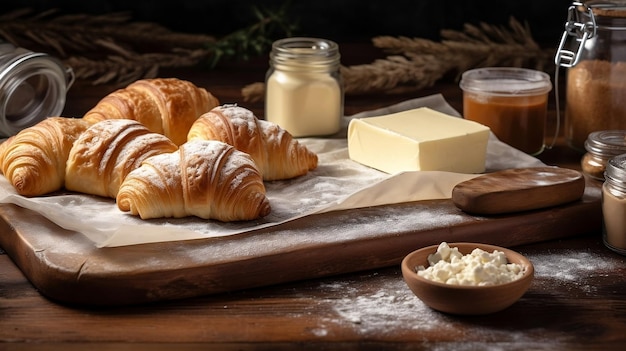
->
0, 178, 601, 306
1, 237, 626, 349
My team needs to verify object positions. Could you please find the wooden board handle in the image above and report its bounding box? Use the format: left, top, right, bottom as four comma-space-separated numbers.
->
451, 167, 586, 215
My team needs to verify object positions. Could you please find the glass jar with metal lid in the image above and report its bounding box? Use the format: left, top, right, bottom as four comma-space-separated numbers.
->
582, 130, 626, 180
0, 41, 73, 137
602, 153, 626, 255
556, 1, 626, 152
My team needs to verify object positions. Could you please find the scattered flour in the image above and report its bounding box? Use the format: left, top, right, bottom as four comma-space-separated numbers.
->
314, 273, 449, 335
526, 249, 625, 294
314, 271, 556, 347
306, 251, 625, 348
529, 250, 621, 281
331, 284, 428, 328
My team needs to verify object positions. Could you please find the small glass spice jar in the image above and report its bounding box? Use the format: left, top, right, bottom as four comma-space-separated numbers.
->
556, 1, 626, 152
0, 41, 73, 137
582, 130, 626, 180
265, 37, 343, 137
602, 153, 626, 255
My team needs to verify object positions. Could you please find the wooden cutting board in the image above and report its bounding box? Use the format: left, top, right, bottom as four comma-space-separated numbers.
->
0, 177, 602, 306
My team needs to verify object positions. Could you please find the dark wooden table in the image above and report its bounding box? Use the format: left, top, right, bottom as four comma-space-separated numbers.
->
1, 43, 625, 350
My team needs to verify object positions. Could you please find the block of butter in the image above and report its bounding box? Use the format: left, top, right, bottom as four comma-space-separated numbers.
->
347, 107, 490, 174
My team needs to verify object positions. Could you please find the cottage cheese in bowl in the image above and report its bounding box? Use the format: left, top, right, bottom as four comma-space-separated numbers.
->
416, 242, 525, 286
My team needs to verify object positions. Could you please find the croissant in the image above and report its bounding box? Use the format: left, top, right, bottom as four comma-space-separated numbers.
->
187, 105, 318, 180
117, 139, 271, 221
0, 117, 91, 196
65, 119, 178, 198
0, 135, 14, 171
83, 78, 220, 146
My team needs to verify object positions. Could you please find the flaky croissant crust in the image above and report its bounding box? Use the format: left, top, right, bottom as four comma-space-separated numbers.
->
187, 105, 318, 180
117, 139, 271, 221
83, 78, 219, 146
65, 119, 178, 198
0, 117, 91, 196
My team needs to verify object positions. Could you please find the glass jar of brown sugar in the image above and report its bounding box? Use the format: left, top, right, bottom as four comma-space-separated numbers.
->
556, 1, 626, 153
582, 130, 626, 180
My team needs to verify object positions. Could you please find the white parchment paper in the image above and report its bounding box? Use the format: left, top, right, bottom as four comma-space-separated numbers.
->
0, 94, 544, 247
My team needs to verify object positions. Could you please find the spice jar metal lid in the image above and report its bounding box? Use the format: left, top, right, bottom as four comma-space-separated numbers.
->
584, 130, 626, 157
605, 153, 626, 186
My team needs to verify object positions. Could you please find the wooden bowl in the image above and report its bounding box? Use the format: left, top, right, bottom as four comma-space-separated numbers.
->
401, 242, 534, 315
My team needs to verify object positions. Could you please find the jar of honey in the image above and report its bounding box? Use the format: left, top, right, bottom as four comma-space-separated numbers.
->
459, 67, 552, 155
556, 1, 626, 152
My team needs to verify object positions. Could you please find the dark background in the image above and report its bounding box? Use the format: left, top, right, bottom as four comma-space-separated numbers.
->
1, 0, 572, 45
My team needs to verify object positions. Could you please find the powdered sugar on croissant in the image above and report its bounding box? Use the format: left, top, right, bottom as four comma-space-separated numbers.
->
117, 139, 271, 221
65, 119, 178, 198
187, 105, 318, 180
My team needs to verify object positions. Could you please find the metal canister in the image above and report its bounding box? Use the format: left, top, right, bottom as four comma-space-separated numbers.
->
0, 41, 73, 137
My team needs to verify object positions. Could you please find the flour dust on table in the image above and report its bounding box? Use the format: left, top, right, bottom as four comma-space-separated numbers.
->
310, 271, 573, 349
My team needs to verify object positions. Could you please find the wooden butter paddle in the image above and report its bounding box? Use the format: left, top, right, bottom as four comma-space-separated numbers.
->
451, 167, 586, 215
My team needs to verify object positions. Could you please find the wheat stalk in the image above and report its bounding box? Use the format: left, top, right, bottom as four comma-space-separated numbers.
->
0, 7, 293, 85
0, 9, 215, 55
242, 17, 554, 102
0, 9, 217, 85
